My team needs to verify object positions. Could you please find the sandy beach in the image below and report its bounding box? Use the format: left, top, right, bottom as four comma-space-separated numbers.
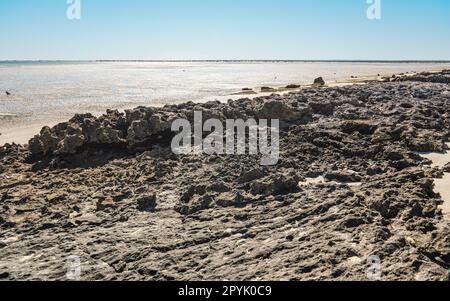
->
0, 70, 449, 281
0, 123, 59, 146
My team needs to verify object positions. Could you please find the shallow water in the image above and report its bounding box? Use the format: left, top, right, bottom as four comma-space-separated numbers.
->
1, 61, 450, 144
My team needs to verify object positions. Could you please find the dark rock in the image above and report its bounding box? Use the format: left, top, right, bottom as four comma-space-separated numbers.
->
443, 163, 450, 173
136, 194, 157, 211
261, 87, 276, 92
313, 77, 325, 86
2, 71, 450, 281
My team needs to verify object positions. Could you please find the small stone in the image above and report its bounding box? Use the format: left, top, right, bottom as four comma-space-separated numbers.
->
313, 77, 325, 86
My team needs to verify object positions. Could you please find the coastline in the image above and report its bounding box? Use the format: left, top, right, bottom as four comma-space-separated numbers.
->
0, 70, 449, 281
1, 65, 450, 146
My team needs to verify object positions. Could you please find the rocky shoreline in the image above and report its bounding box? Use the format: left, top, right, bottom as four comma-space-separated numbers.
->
0, 71, 449, 281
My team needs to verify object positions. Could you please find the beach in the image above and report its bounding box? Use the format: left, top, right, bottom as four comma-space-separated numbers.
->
0, 70, 449, 281
2, 61, 450, 145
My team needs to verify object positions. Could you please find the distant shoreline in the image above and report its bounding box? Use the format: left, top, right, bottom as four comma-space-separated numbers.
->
2, 60, 450, 64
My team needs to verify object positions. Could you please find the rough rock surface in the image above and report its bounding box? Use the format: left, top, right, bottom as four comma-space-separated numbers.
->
313, 77, 326, 86
0, 72, 449, 281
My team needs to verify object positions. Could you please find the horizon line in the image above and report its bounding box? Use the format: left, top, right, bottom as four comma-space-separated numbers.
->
2, 59, 450, 63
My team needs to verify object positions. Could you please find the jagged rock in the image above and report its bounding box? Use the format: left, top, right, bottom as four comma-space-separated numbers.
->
127, 120, 151, 146
399, 74, 450, 84
125, 107, 154, 124
3, 71, 450, 281
27, 108, 178, 155
257, 100, 312, 122
28, 126, 59, 155
443, 163, 450, 173
53, 124, 85, 155
313, 77, 325, 86
81, 118, 125, 145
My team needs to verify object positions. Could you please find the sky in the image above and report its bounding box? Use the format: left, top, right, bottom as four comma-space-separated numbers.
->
1, 0, 450, 60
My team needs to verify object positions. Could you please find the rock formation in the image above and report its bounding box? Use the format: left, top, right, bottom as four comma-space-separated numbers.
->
0, 71, 449, 281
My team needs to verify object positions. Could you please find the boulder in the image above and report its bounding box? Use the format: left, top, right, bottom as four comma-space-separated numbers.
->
313, 77, 325, 86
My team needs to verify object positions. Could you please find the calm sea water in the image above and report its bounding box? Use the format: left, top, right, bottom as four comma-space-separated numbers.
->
1, 61, 450, 144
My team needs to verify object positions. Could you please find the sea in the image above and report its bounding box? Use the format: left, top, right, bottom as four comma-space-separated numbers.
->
1, 60, 450, 144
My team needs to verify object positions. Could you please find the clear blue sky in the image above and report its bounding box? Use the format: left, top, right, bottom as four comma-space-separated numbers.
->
1, 0, 449, 60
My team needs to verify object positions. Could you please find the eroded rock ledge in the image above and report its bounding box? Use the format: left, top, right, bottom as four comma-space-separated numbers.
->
0, 72, 449, 281
28, 98, 313, 156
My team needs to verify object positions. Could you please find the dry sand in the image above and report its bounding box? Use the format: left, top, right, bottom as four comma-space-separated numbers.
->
420, 143, 450, 168
0, 123, 58, 146
419, 143, 450, 220
435, 174, 450, 220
